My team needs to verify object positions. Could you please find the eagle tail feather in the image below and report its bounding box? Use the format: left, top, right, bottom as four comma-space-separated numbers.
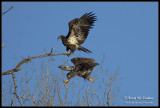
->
78, 46, 92, 53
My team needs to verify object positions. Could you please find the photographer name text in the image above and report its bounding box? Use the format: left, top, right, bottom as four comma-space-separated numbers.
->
124, 96, 153, 100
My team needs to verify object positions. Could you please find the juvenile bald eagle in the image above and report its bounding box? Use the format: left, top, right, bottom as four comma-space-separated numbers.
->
58, 12, 97, 54
58, 57, 99, 83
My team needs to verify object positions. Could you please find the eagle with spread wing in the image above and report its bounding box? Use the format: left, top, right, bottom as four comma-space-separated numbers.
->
58, 57, 99, 83
58, 12, 97, 55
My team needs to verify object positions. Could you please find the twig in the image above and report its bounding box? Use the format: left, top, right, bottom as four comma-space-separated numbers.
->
57, 87, 63, 105
20, 70, 36, 105
88, 89, 101, 106
2, 6, 13, 15
107, 82, 112, 106
80, 82, 93, 105
63, 83, 68, 106
17, 96, 39, 106
48, 48, 55, 61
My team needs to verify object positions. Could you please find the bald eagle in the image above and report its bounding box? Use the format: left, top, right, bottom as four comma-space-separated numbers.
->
58, 57, 99, 83
58, 12, 97, 55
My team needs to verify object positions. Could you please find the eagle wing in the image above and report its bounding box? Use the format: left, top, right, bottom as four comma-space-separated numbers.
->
71, 57, 95, 66
66, 12, 97, 45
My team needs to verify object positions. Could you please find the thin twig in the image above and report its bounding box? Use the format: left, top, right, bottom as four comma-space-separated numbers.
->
20, 70, 38, 106
57, 87, 63, 105
17, 96, 39, 106
80, 82, 93, 105
2, 6, 13, 15
63, 83, 68, 106
88, 89, 101, 106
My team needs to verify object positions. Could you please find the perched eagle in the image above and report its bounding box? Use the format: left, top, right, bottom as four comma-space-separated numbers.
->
58, 12, 97, 54
58, 57, 99, 83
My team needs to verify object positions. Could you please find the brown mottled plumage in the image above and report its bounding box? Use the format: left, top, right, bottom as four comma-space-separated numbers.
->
58, 57, 99, 83
58, 12, 97, 54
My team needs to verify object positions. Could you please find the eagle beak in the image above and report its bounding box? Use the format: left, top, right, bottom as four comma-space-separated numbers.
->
58, 36, 62, 39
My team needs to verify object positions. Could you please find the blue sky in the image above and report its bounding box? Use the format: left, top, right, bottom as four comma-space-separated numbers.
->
2, 2, 158, 106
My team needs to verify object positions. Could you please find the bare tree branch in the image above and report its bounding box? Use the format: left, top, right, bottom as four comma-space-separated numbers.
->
17, 96, 39, 106
88, 89, 101, 106
63, 83, 68, 106
2, 52, 71, 76
11, 73, 22, 106
80, 82, 93, 104
2, 52, 121, 106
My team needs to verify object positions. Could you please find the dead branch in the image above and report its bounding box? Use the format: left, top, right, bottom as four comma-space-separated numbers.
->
63, 83, 68, 106
17, 96, 39, 106
80, 81, 93, 104
11, 73, 22, 106
2, 6, 13, 16
88, 89, 101, 106
2, 52, 71, 76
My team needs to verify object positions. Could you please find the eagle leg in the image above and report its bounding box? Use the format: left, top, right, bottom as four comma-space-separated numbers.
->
64, 51, 72, 56
63, 79, 69, 83
64, 51, 68, 55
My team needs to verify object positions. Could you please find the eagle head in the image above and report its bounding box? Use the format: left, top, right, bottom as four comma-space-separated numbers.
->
58, 35, 65, 39
58, 65, 69, 70
94, 63, 99, 66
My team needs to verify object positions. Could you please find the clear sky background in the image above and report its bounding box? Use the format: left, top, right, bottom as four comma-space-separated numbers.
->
2, 2, 158, 106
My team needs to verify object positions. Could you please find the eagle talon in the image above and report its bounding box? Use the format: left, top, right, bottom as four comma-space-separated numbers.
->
90, 79, 94, 82
64, 51, 68, 55
66, 52, 72, 57
68, 53, 72, 56
64, 79, 69, 83
64, 51, 72, 56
